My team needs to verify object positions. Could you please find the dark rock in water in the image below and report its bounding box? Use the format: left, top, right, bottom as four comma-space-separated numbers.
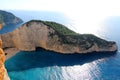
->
0, 10, 23, 26
1, 20, 118, 54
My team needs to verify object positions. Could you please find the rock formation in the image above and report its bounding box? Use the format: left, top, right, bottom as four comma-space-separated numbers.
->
1, 20, 118, 54
0, 10, 23, 26
0, 24, 10, 80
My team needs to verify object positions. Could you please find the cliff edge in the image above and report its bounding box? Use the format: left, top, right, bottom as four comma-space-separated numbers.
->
0, 24, 10, 80
1, 20, 118, 54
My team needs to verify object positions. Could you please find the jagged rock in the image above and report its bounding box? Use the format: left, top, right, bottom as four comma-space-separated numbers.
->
0, 23, 10, 80
1, 20, 118, 54
0, 25, 10, 80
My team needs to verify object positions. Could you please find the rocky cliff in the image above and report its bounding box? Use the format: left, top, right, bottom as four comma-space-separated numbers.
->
0, 10, 23, 26
1, 20, 118, 54
0, 24, 10, 80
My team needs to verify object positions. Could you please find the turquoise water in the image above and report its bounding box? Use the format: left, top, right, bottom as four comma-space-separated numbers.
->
2, 10, 120, 80
5, 49, 120, 80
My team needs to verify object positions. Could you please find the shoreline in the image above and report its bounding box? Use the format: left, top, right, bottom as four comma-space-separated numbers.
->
4, 47, 117, 60
4, 48, 20, 60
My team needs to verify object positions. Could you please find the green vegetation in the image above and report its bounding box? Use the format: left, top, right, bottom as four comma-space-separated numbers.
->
0, 10, 15, 24
42, 21, 78, 35
61, 33, 109, 49
29, 20, 78, 36
28, 20, 109, 48
0, 10, 23, 25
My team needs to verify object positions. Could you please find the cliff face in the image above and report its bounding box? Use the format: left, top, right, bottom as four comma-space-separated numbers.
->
1, 20, 118, 54
0, 24, 2, 29
0, 10, 23, 26
0, 40, 10, 80
0, 24, 10, 80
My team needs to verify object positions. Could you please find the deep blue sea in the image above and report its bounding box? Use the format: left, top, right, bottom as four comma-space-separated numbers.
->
1, 10, 120, 80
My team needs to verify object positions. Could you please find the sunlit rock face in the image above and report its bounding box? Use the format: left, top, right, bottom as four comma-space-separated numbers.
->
0, 39, 10, 80
0, 24, 2, 29
0, 24, 10, 80
1, 20, 118, 54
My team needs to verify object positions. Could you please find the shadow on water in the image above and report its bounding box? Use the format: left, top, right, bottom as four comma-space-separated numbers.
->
5, 48, 117, 72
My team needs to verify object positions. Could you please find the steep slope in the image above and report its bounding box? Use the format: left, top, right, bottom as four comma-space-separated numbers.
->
0, 24, 10, 80
0, 10, 23, 26
0, 15, 11, 80
1, 20, 118, 54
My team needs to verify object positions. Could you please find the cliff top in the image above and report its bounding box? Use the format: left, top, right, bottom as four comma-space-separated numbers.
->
26, 20, 78, 36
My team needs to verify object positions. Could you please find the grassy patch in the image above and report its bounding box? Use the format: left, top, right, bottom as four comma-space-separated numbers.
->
27, 20, 109, 47
29, 20, 78, 36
